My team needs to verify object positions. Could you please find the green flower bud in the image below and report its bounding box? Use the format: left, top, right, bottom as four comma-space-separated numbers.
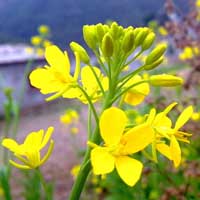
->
149, 74, 183, 87
96, 23, 105, 42
110, 22, 119, 39
142, 32, 156, 51
83, 25, 97, 49
134, 28, 149, 47
70, 42, 90, 64
144, 56, 164, 70
122, 30, 135, 54
101, 33, 114, 57
145, 43, 167, 64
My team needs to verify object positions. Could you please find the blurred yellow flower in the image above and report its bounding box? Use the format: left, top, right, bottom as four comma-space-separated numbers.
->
196, 0, 200, 7
70, 127, 79, 134
29, 45, 80, 101
70, 165, 80, 179
89, 107, 154, 186
2, 127, 54, 169
123, 75, 150, 106
191, 112, 200, 121
38, 25, 49, 35
158, 26, 168, 36
147, 103, 193, 167
60, 109, 79, 125
31, 36, 42, 46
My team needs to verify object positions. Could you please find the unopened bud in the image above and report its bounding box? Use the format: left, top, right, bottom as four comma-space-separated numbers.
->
144, 56, 164, 70
145, 44, 167, 64
134, 28, 149, 47
70, 42, 90, 64
142, 32, 156, 51
83, 25, 97, 49
149, 74, 183, 87
101, 33, 114, 57
96, 23, 105, 42
122, 30, 135, 53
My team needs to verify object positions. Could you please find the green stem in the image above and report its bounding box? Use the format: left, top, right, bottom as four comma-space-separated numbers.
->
36, 168, 51, 200
124, 50, 143, 66
77, 85, 99, 124
88, 64, 105, 96
68, 92, 114, 200
111, 80, 149, 104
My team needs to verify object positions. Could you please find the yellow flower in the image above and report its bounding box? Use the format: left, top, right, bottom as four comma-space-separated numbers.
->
158, 26, 168, 36
123, 75, 150, 106
70, 127, 79, 134
31, 36, 42, 46
89, 107, 154, 186
60, 109, 79, 125
191, 112, 200, 121
43, 40, 52, 48
70, 164, 80, 179
63, 66, 108, 104
196, 0, 200, 7
38, 25, 49, 35
147, 103, 193, 168
29, 45, 80, 101
1, 127, 54, 169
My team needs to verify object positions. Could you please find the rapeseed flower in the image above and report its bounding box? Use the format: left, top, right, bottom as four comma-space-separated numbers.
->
123, 75, 150, 106
89, 107, 154, 186
2, 127, 54, 169
147, 103, 193, 167
29, 45, 80, 101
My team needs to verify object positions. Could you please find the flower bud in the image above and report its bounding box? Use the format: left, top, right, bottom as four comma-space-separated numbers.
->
144, 56, 164, 70
110, 22, 119, 39
96, 23, 105, 42
122, 30, 135, 54
83, 25, 97, 49
134, 28, 149, 47
149, 74, 183, 87
70, 42, 90, 64
142, 32, 156, 51
145, 44, 167, 65
101, 33, 114, 57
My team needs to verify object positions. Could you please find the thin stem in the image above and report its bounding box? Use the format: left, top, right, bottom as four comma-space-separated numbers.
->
118, 65, 145, 89
94, 50, 108, 75
88, 64, 105, 96
111, 80, 149, 104
36, 168, 51, 200
77, 85, 99, 124
88, 105, 92, 139
124, 50, 143, 66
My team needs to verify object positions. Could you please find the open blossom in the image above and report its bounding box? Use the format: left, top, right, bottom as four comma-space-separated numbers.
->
147, 102, 193, 167
2, 127, 54, 169
123, 75, 150, 106
29, 45, 80, 100
89, 107, 154, 186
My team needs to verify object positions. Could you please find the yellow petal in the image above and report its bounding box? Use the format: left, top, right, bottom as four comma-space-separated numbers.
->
45, 45, 70, 74
146, 108, 156, 125
175, 106, 193, 130
156, 143, 172, 160
29, 68, 65, 94
170, 135, 181, 168
100, 107, 127, 146
154, 113, 172, 127
2, 139, 20, 153
40, 127, 54, 149
23, 130, 44, 148
115, 156, 143, 186
122, 123, 154, 154
62, 87, 81, 98
81, 66, 102, 94
163, 102, 177, 115
124, 92, 146, 106
91, 147, 115, 175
